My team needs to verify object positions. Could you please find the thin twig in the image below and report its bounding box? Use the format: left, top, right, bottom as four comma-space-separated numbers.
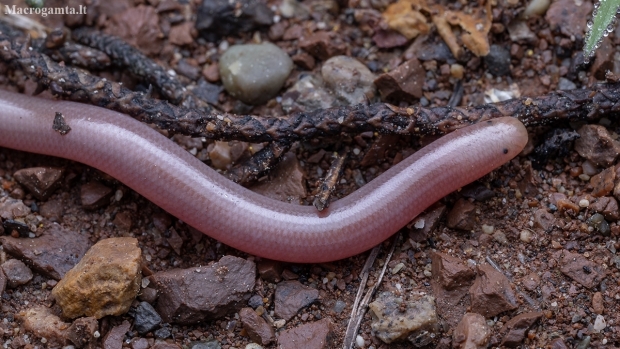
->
343, 245, 381, 349
225, 142, 290, 185
343, 233, 400, 349
313, 151, 347, 211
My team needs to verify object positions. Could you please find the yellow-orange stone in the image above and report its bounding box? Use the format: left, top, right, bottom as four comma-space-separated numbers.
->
52, 237, 142, 319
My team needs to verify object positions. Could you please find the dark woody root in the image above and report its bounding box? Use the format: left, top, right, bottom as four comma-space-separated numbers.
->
312, 151, 348, 211
2, 26, 620, 187
71, 27, 210, 108
2, 28, 619, 145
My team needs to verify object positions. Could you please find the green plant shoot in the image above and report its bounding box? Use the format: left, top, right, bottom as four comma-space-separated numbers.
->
585, 0, 620, 62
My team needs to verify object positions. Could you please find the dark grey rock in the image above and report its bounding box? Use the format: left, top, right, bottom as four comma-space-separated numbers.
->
134, 301, 162, 334
484, 45, 511, 76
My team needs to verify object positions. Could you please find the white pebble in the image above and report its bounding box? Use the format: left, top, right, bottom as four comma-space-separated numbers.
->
523, 0, 550, 18
356, 335, 366, 348
391, 262, 404, 274
579, 174, 590, 181
579, 199, 590, 208
219, 40, 229, 51
594, 315, 606, 332
482, 224, 494, 234
520, 230, 533, 243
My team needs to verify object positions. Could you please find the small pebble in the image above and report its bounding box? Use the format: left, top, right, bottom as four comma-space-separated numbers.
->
558, 77, 577, 90
450, 64, 464, 79
356, 335, 366, 348
523, 0, 550, 17
484, 45, 511, 76
481, 224, 494, 234
208, 141, 232, 170
333, 300, 346, 314
593, 315, 606, 332
255, 306, 265, 316
493, 231, 508, 245
391, 262, 404, 274
1, 259, 33, 288
520, 230, 533, 243
587, 213, 610, 235
578, 199, 589, 208
321, 56, 376, 105
248, 295, 264, 308
582, 161, 599, 176
219, 43, 293, 105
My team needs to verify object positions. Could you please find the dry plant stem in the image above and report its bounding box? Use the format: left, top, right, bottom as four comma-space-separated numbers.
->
343, 234, 400, 349
225, 142, 290, 185
71, 27, 191, 105
313, 151, 347, 211
28, 28, 113, 71
343, 245, 381, 349
41, 41, 112, 70
0, 32, 204, 134
447, 79, 463, 107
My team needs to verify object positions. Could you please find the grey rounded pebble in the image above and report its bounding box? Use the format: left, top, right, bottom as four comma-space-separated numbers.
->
321, 56, 376, 105
220, 43, 293, 105
588, 213, 610, 235
1, 259, 33, 288
484, 45, 511, 76
248, 294, 264, 308
281, 74, 335, 113
154, 326, 172, 339
558, 77, 577, 90
333, 300, 346, 313
138, 286, 158, 303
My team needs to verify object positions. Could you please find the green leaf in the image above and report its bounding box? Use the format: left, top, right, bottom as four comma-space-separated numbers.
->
585, 0, 620, 61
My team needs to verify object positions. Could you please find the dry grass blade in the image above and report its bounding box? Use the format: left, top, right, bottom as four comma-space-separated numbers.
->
343, 233, 400, 349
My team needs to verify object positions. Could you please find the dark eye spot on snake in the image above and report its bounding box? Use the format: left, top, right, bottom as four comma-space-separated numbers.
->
503, 148, 508, 154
